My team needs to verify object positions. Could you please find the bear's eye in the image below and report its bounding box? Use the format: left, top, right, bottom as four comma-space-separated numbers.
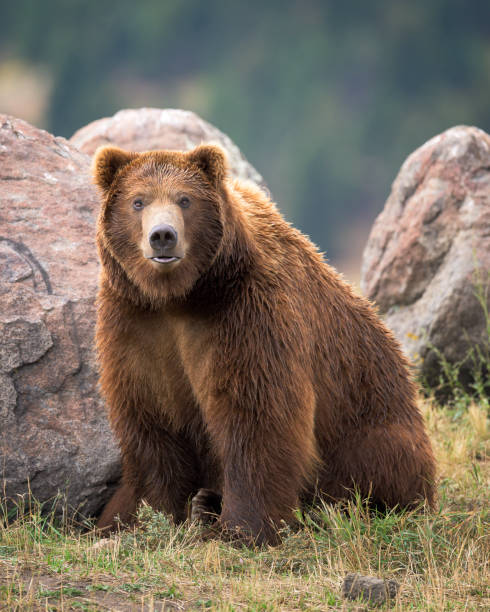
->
133, 199, 144, 210
178, 196, 191, 209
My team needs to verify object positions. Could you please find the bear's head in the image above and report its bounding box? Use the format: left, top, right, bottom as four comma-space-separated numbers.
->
93, 145, 232, 307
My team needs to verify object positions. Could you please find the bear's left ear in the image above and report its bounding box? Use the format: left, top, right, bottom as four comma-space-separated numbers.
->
92, 146, 136, 192
187, 145, 227, 187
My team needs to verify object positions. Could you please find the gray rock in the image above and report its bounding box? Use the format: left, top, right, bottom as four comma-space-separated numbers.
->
70, 107, 266, 189
0, 115, 120, 518
342, 573, 400, 606
361, 126, 490, 387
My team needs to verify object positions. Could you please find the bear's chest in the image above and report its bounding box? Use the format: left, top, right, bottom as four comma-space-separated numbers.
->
122, 313, 201, 428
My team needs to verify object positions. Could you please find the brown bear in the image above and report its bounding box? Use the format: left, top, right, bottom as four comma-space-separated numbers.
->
93, 144, 436, 545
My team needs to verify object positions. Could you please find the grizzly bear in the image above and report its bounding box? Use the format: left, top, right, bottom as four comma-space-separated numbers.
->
93, 144, 436, 545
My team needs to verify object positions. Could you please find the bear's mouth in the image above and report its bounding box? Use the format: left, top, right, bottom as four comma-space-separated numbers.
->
149, 255, 181, 264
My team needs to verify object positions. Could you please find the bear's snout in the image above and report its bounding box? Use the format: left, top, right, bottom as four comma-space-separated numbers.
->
149, 224, 178, 251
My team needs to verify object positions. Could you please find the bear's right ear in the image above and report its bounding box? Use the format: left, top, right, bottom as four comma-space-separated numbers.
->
187, 145, 227, 187
92, 146, 135, 192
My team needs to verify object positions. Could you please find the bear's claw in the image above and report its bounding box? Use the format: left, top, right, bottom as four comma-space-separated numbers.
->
190, 488, 222, 524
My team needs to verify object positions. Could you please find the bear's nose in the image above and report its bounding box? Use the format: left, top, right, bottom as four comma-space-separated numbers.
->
149, 224, 178, 251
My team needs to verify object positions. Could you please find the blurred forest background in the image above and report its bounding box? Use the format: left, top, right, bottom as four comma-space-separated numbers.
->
1, 0, 489, 277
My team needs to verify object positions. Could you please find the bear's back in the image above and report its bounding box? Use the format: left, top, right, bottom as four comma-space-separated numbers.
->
231, 179, 417, 429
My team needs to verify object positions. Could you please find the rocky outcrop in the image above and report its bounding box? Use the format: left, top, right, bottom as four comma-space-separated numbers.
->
0, 115, 120, 517
1, 110, 266, 517
361, 126, 490, 387
70, 107, 265, 188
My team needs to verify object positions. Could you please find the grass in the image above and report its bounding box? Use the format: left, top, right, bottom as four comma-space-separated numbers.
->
0, 398, 488, 611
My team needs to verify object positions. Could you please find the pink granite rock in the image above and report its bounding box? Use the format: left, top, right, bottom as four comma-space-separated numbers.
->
70, 107, 265, 188
361, 126, 490, 386
0, 115, 120, 517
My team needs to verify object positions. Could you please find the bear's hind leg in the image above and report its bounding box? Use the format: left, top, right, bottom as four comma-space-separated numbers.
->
98, 425, 204, 530
127, 426, 204, 524
97, 482, 138, 532
319, 421, 436, 510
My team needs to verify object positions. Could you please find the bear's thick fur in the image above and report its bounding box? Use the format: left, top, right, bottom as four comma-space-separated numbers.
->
93, 144, 436, 544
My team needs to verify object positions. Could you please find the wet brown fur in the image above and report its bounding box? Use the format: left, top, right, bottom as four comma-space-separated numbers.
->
93, 145, 436, 545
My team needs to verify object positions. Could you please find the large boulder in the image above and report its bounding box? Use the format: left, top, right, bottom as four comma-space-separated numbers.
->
0, 115, 120, 517
70, 107, 265, 188
1, 110, 265, 517
361, 126, 490, 387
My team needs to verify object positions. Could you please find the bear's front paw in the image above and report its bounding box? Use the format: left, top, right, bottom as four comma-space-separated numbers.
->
190, 488, 222, 524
